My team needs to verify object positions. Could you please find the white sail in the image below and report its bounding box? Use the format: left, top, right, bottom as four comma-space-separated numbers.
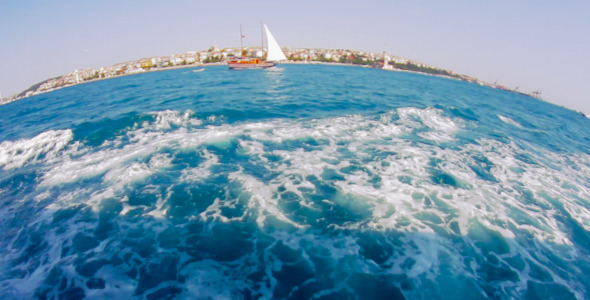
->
264, 24, 287, 62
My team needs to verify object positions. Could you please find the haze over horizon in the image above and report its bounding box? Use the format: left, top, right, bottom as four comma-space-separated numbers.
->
1, 0, 589, 114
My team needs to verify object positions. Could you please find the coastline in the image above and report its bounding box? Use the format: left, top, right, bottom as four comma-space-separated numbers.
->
0, 62, 374, 106
0, 62, 225, 106
0, 52, 536, 106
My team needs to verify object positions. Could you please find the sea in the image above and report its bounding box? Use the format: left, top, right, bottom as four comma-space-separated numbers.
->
0, 64, 589, 299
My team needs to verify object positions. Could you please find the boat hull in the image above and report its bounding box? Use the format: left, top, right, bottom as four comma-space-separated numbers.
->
228, 61, 276, 69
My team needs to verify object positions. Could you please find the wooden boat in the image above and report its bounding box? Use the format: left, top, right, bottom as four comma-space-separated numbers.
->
228, 24, 287, 69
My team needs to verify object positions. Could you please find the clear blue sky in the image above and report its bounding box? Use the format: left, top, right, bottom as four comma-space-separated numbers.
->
1, 0, 589, 113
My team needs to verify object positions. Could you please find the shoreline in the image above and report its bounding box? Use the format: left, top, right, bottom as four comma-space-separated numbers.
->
0, 62, 225, 105
0, 61, 374, 105
1, 60, 536, 106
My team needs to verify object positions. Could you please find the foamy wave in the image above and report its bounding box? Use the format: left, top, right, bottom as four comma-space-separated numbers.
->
180, 258, 273, 299
398, 107, 461, 141
23, 109, 588, 258
498, 114, 522, 127
399, 107, 458, 131
235, 113, 590, 253
33, 108, 590, 248
0, 129, 73, 170
4, 107, 590, 299
36, 108, 461, 224
232, 121, 589, 296
150, 109, 202, 130
41, 111, 209, 187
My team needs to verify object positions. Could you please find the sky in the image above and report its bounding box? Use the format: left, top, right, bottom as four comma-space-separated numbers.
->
1, 0, 589, 113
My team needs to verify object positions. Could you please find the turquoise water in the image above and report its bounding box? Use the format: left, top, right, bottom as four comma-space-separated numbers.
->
0, 65, 589, 299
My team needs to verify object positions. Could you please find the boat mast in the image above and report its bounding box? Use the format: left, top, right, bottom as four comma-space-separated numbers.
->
240, 24, 244, 58
261, 22, 264, 59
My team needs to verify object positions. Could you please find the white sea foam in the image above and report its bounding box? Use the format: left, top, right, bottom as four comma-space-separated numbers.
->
180, 259, 268, 300
151, 109, 202, 130
230, 108, 590, 296
40, 123, 229, 187
18, 109, 590, 245
179, 149, 217, 183
398, 107, 460, 141
0, 129, 73, 170
8, 108, 590, 298
224, 108, 589, 249
498, 114, 522, 127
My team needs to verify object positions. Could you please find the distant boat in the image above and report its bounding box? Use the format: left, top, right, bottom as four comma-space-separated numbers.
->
228, 24, 287, 69
192, 68, 205, 73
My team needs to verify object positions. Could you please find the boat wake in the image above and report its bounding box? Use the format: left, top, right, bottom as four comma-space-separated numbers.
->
0, 107, 589, 299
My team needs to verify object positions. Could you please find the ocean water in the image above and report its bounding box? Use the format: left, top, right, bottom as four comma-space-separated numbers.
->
0, 64, 589, 299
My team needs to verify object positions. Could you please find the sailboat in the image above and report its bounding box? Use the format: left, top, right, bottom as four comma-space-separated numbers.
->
228, 24, 287, 69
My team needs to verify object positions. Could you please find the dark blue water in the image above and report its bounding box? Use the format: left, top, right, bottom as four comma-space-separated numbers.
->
1, 65, 589, 299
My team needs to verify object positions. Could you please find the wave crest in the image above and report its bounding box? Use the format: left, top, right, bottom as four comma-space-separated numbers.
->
0, 129, 73, 170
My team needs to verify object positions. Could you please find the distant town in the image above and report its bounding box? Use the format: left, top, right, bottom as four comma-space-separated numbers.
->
0, 46, 541, 105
